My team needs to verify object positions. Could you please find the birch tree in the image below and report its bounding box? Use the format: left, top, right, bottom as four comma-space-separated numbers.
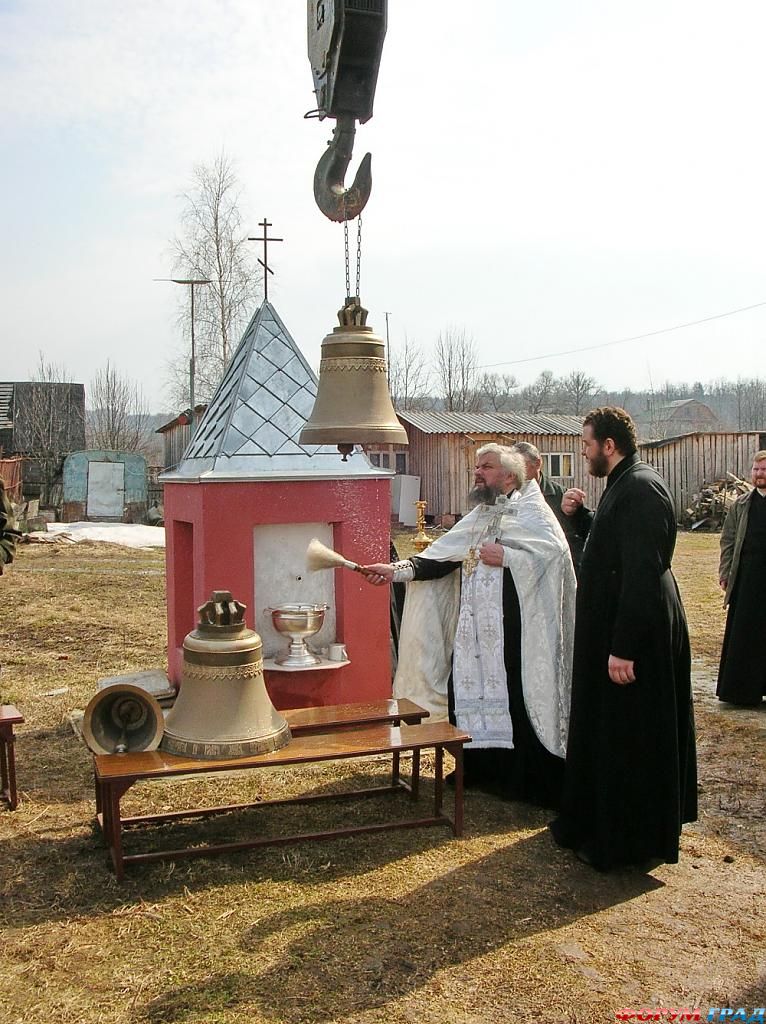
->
168, 153, 261, 406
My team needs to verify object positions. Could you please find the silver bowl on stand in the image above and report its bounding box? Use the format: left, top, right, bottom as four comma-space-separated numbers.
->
268, 604, 328, 667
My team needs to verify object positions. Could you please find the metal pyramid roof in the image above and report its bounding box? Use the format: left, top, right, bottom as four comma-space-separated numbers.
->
162, 301, 385, 482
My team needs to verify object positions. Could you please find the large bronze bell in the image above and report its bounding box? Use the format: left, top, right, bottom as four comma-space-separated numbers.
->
299, 298, 408, 456
161, 591, 290, 760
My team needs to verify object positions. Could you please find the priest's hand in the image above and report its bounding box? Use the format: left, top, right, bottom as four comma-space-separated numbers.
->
562, 488, 586, 517
479, 542, 504, 567
360, 563, 394, 586
608, 654, 636, 685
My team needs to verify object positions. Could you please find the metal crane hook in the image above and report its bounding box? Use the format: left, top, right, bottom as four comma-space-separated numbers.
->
313, 114, 372, 223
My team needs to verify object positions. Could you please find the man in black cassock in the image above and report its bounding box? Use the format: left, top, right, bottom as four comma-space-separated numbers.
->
716, 450, 766, 706
550, 407, 697, 871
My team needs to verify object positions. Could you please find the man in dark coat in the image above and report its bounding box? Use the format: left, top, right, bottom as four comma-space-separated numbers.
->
550, 407, 697, 871
511, 441, 587, 573
716, 450, 766, 706
0, 477, 21, 574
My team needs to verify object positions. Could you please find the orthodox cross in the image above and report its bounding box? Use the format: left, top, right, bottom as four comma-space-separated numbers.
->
247, 218, 283, 302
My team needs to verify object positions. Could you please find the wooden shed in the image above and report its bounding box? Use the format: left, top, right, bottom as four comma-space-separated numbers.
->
638, 431, 766, 515
156, 405, 208, 472
370, 410, 594, 523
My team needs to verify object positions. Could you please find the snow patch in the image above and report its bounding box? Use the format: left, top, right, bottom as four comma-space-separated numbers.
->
47, 522, 166, 549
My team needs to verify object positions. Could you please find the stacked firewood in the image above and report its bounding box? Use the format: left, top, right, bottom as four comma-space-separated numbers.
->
682, 473, 753, 530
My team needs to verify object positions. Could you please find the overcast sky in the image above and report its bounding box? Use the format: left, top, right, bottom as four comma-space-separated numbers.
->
2, 1, 765, 412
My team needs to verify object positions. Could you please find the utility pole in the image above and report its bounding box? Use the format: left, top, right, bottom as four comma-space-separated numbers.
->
156, 277, 211, 413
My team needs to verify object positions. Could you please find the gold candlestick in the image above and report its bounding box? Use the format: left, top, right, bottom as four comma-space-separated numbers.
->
412, 500, 433, 552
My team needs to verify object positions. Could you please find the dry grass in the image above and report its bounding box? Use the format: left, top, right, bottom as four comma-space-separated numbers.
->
1, 532, 764, 1024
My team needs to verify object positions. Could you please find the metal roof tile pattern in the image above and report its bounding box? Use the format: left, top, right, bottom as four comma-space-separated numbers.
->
397, 410, 584, 435
162, 302, 384, 481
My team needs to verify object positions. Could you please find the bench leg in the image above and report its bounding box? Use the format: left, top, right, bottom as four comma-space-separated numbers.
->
0, 725, 18, 811
391, 750, 401, 788
448, 743, 464, 837
410, 749, 420, 800
434, 745, 443, 818
100, 781, 131, 882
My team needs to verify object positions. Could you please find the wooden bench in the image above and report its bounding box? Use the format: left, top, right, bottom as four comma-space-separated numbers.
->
94, 703, 469, 882
282, 697, 429, 734
0, 705, 24, 810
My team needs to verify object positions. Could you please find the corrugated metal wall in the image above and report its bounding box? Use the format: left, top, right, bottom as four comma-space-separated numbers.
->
408, 428, 763, 522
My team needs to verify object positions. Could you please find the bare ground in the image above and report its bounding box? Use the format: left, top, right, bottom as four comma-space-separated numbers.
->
0, 533, 764, 1024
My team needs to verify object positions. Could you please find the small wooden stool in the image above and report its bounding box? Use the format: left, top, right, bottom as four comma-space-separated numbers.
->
0, 705, 24, 810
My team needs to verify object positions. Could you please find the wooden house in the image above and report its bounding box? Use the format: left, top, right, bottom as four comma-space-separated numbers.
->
634, 398, 721, 440
369, 410, 593, 523
371, 412, 766, 525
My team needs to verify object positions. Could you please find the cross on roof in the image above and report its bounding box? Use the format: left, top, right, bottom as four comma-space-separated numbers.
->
247, 219, 283, 302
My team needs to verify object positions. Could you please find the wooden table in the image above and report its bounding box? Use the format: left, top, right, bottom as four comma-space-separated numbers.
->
0, 705, 24, 810
93, 699, 470, 881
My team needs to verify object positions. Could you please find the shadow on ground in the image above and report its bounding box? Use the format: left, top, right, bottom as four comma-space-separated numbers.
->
139, 830, 662, 1024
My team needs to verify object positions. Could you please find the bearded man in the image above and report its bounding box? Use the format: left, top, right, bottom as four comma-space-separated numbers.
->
363, 444, 575, 808
550, 407, 697, 870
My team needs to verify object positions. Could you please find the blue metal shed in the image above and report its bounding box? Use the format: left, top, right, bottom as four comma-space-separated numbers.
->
62, 450, 147, 522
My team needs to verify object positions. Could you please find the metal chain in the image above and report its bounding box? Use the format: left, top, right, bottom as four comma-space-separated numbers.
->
341, 198, 362, 302
355, 213, 362, 300
343, 201, 351, 299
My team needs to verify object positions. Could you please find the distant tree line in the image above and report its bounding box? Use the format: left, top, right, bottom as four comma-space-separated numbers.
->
388, 329, 766, 433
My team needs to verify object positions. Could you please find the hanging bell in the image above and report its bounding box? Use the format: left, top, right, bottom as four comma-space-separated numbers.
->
299, 298, 408, 458
161, 591, 291, 760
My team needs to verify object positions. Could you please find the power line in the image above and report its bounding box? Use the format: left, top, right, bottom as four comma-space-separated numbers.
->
479, 299, 766, 370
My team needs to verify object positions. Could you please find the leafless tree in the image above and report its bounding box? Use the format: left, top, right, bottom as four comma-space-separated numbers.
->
520, 370, 557, 414
732, 377, 766, 430
644, 387, 672, 440
20, 354, 86, 505
389, 335, 432, 411
433, 328, 480, 412
87, 362, 151, 453
474, 372, 519, 413
167, 152, 261, 406
558, 370, 597, 415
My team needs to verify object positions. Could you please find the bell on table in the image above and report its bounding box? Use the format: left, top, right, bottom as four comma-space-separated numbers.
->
161, 591, 290, 760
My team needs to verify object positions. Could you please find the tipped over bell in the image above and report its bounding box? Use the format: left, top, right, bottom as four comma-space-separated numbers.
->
82, 683, 165, 755
161, 591, 291, 760
299, 298, 408, 457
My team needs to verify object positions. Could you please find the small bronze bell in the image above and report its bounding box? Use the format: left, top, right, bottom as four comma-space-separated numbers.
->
299, 298, 408, 457
161, 591, 290, 760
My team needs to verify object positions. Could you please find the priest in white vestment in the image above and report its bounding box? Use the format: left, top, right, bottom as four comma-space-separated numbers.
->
363, 444, 576, 807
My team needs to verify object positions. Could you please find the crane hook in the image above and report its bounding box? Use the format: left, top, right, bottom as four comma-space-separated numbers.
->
313, 114, 372, 223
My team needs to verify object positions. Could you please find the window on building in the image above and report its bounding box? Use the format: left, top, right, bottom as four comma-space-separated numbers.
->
369, 453, 381, 467
543, 452, 574, 478
395, 453, 407, 474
